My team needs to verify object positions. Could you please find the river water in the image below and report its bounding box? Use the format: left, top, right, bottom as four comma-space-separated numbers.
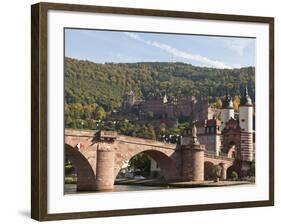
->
64, 184, 167, 194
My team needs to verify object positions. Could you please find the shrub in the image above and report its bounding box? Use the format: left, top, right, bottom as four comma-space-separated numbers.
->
248, 162, 255, 176
241, 176, 255, 183
64, 176, 77, 184
230, 171, 239, 181
65, 164, 74, 175
211, 165, 222, 179
145, 111, 154, 120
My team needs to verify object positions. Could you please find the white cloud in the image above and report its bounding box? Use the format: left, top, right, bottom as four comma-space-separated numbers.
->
125, 32, 142, 41
124, 32, 236, 69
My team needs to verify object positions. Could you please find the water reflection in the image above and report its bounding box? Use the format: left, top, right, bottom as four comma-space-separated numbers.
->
64, 184, 167, 194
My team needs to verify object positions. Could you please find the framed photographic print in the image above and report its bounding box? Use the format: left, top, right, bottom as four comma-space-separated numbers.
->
31, 2, 274, 221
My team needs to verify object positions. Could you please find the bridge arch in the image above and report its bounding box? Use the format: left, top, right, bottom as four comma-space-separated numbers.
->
65, 144, 96, 190
226, 164, 241, 179
114, 149, 181, 182
222, 136, 241, 159
227, 143, 238, 158
204, 161, 215, 180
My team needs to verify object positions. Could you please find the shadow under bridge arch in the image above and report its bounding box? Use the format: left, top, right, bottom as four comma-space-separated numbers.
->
65, 144, 96, 191
115, 149, 181, 182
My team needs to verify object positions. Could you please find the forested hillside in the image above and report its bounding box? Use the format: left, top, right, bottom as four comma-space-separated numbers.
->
65, 57, 255, 112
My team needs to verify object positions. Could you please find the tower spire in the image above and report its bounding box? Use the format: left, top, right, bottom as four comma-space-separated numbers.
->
222, 88, 233, 109
226, 88, 229, 97
221, 88, 235, 131
244, 86, 248, 96
240, 86, 252, 106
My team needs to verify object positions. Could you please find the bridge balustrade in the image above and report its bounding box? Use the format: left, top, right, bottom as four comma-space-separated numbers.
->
204, 151, 234, 161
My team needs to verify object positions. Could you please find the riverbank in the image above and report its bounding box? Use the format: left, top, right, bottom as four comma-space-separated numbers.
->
64, 184, 167, 194
64, 179, 253, 194
115, 178, 253, 188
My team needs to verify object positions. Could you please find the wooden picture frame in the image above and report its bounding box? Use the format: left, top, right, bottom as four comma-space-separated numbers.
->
31, 2, 274, 221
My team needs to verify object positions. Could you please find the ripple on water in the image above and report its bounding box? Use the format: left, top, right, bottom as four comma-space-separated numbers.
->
64, 184, 167, 194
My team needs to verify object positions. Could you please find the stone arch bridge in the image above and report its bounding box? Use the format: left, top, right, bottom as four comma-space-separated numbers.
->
65, 129, 236, 191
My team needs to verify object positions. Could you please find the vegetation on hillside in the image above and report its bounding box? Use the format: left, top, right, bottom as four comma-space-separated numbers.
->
65, 57, 255, 110
64, 57, 255, 139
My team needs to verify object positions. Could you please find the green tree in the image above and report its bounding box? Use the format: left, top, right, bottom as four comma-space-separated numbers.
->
146, 111, 154, 120
248, 162, 255, 177
230, 171, 239, 181
128, 153, 151, 176
65, 162, 75, 176
215, 98, 222, 109
65, 116, 73, 127
94, 106, 106, 120
65, 57, 255, 110
212, 165, 222, 181
147, 125, 156, 140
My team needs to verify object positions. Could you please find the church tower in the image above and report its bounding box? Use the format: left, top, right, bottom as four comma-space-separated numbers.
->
239, 87, 254, 162
221, 89, 234, 131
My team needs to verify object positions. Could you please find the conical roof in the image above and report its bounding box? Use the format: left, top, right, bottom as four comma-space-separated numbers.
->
222, 89, 234, 109
240, 87, 253, 106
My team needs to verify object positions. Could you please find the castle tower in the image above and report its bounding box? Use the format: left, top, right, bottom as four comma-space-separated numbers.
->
221, 89, 234, 131
239, 87, 254, 162
122, 90, 135, 111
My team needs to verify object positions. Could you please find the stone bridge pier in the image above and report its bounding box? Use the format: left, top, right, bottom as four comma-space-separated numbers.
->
181, 140, 205, 181
95, 144, 115, 190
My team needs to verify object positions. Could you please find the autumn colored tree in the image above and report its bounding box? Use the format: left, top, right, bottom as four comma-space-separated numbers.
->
233, 95, 240, 112
214, 98, 222, 109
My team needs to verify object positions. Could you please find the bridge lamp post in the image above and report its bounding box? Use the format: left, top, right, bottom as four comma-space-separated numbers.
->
162, 135, 166, 142
113, 121, 116, 131
176, 135, 181, 144
96, 119, 102, 130
168, 135, 172, 143
170, 135, 174, 143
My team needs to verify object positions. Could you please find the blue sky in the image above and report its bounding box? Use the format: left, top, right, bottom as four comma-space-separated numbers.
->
65, 28, 255, 69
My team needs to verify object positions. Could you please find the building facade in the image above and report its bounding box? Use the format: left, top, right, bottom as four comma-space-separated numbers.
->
122, 91, 215, 121
182, 119, 222, 156
182, 87, 255, 163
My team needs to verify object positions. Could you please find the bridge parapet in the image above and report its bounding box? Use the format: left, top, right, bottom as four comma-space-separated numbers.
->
204, 151, 234, 162
117, 135, 177, 150
65, 128, 98, 137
